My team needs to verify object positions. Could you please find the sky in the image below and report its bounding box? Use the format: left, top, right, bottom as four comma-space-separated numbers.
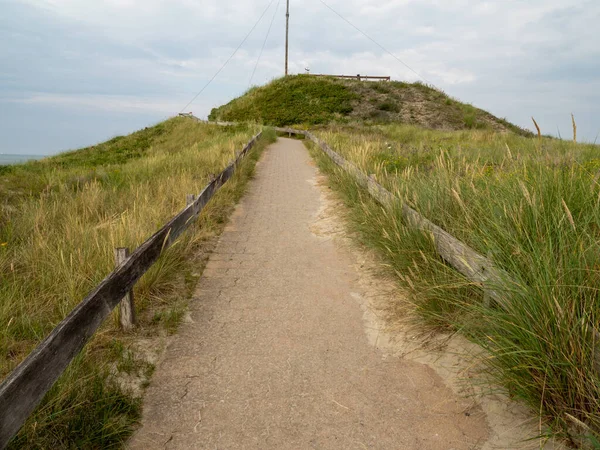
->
1, 0, 599, 155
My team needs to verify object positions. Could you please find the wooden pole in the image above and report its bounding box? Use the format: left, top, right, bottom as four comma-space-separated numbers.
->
285, 0, 289, 76
186, 194, 196, 206
114, 248, 136, 330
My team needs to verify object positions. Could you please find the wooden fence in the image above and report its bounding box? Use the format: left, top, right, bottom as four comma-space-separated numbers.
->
178, 113, 237, 127
0, 130, 263, 449
272, 126, 511, 306
0, 115, 515, 447
183, 115, 512, 302
307, 74, 391, 81
271, 126, 600, 445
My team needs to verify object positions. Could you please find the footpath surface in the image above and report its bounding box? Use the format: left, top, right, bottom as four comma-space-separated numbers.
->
129, 138, 489, 449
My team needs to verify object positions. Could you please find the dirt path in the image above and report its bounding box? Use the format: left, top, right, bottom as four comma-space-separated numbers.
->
128, 138, 490, 449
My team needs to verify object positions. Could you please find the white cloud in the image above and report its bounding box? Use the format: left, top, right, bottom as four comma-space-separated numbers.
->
2, 0, 600, 153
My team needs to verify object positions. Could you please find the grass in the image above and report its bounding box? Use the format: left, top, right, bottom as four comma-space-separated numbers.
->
378, 101, 400, 113
0, 117, 276, 448
209, 75, 532, 135
0, 120, 178, 201
209, 75, 358, 126
309, 123, 600, 446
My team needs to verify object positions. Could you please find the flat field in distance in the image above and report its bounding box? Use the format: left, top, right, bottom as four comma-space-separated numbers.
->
0, 118, 270, 448
313, 123, 600, 446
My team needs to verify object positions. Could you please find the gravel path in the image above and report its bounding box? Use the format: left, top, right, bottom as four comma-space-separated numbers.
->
128, 138, 489, 449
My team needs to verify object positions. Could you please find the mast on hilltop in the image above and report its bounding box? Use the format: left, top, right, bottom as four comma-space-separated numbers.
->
285, 0, 290, 76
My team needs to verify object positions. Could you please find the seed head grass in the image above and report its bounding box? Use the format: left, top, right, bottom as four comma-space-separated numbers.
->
0, 118, 275, 447
310, 123, 600, 446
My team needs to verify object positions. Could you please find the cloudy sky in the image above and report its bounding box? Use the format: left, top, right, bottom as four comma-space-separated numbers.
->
1, 0, 599, 155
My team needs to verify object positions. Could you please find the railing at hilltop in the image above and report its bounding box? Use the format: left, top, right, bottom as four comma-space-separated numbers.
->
0, 128, 264, 449
307, 74, 391, 81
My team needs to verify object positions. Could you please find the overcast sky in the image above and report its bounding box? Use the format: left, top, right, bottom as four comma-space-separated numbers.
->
2, 0, 599, 155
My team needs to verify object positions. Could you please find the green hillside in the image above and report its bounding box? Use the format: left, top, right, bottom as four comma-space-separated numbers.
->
209, 75, 531, 136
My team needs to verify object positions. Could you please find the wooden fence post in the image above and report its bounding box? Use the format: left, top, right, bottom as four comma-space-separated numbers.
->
114, 248, 135, 330
186, 194, 196, 206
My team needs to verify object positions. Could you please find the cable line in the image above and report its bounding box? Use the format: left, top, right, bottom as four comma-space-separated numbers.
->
316, 0, 432, 86
249, 0, 281, 87
179, 0, 276, 113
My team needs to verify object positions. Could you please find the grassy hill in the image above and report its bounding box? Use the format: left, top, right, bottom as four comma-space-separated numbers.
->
0, 118, 274, 448
209, 75, 531, 136
210, 75, 600, 445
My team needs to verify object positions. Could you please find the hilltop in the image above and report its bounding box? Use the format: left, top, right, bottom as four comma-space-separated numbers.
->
209, 75, 531, 136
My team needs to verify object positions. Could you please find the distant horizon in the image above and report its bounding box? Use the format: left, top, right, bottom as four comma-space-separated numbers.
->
0, 152, 48, 156
3, 101, 600, 159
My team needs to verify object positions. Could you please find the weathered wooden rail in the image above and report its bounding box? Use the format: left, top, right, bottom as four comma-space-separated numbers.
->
0, 129, 263, 449
272, 126, 511, 305
307, 74, 391, 81
179, 115, 511, 301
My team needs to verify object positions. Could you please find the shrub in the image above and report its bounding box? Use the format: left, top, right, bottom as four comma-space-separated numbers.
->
378, 101, 400, 113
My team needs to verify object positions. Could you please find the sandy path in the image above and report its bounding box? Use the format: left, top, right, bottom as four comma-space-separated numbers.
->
128, 138, 489, 449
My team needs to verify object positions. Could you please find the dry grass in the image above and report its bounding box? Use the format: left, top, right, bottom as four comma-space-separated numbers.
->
209, 75, 532, 135
310, 123, 600, 447
0, 118, 274, 448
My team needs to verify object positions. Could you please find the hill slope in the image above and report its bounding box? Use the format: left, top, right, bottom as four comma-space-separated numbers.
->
209, 75, 531, 136
0, 119, 274, 448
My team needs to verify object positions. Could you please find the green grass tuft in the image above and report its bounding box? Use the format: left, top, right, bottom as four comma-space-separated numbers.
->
310, 124, 600, 446
209, 75, 358, 126
1, 119, 275, 448
209, 75, 532, 135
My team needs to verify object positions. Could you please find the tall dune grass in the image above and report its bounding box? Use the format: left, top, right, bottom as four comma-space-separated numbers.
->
311, 124, 600, 446
0, 118, 273, 447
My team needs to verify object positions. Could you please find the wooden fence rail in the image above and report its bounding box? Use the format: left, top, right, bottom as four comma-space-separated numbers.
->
182, 116, 513, 305
272, 126, 512, 306
0, 130, 263, 449
273, 125, 600, 443
307, 74, 391, 81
